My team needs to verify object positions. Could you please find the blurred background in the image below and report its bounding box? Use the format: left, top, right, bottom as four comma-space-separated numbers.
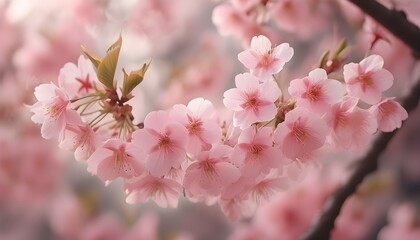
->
1, 0, 420, 239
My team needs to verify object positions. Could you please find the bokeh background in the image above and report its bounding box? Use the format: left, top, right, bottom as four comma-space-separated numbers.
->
1, 0, 420, 239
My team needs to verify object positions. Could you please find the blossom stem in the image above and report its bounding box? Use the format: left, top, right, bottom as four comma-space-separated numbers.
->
70, 93, 102, 103
89, 112, 108, 127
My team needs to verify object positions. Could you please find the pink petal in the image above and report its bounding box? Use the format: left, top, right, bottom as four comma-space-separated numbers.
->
223, 88, 246, 111
187, 98, 214, 118
235, 73, 260, 91
146, 151, 173, 177
87, 147, 112, 175
308, 68, 328, 81
250, 35, 272, 53
144, 111, 170, 133
273, 43, 294, 62
260, 80, 281, 102
359, 54, 384, 72
372, 69, 394, 91
238, 50, 260, 69
343, 63, 359, 82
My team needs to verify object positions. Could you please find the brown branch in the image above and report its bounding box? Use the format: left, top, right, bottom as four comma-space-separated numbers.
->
300, 1, 420, 239
350, 0, 420, 56
301, 79, 420, 240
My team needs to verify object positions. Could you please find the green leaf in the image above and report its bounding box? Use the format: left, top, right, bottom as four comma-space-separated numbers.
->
333, 38, 347, 59
80, 45, 102, 69
96, 35, 123, 90
318, 50, 330, 68
121, 59, 151, 97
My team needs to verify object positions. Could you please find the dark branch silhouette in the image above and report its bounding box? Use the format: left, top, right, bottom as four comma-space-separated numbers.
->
350, 0, 420, 56
301, 1, 420, 239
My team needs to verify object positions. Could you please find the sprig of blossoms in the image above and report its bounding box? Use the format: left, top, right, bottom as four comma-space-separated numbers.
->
30, 35, 408, 220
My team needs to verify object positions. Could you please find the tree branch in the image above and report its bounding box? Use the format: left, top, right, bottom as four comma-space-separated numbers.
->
300, 1, 420, 239
301, 79, 420, 240
349, 0, 420, 56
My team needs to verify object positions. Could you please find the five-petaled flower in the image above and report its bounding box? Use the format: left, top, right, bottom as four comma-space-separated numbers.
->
288, 68, 345, 115
132, 111, 188, 177
238, 35, 294, 82
343, 55, 393, 105
87, 139, 146, 183
223, 73, 281, 129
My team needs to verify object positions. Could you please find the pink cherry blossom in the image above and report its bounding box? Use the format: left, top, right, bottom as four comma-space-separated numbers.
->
59, 111, 102, 161
274, 107, 328, 160
170, 98, 222, 156
343, 55, 394, 104
30, 83, 72, 140
223, 73, 281, 129
248, 175, 289, 205
369, 97, 408, 132
324, 97, 377, 151
219, 177, 256, 220
87, 139, 146, 183
232, 126, 286, 178
183, 145, 240, 198
238, 35, 293, 81
378, 203, 420, 240
288, 68, 345, 114
58, 55, 100, 98
125, 175, 182, 208
131, 111, 188, 177
212, 3, 249, 37
270, 0, 332, 39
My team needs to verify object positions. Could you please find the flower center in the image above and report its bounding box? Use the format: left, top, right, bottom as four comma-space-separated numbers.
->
159, 135, 171, 147
187, 118, 203, 134
358, 73, 373, 89
293, 125, 307, 144
249, 144, 263, 157
260, 53, 272, 66
306, 85, 321, 102
46, 98, 68, 120
114, 148, 132, 174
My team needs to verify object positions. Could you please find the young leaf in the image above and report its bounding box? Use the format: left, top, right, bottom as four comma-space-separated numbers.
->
121, 60, 151, 97
318, 50, 330, 68
96, 36, 123, 90
333, 38, 347, 59
80, 45, 102, 69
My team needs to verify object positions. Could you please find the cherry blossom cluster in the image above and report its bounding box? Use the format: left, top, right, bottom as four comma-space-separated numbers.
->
30, 34, 408, 220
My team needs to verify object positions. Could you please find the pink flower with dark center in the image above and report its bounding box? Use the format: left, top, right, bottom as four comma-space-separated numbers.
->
369, 97, 408, 132
238, 35, 293, 81
343, 55, 394, 104
232, 126, 286, 178
132, 111, 188, 177
288, 68, 345, 114
223, 73, 281, 129
183, 145, 240, 198
274, 107, 328, 160
125, 175, 182, 208
87, 139, 145, 183
170, 98, 222, 156
59, 111, 102, 161
30, 83, 72, 140
59, 55, 100, 98
324, 97, 377, 151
